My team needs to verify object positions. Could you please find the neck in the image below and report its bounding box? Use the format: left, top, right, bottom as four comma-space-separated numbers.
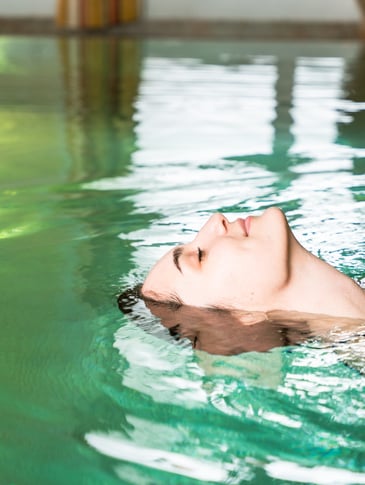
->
278, 238, 365, 320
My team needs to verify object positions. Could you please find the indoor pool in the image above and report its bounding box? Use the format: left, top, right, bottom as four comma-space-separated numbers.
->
1, 36, 365, 485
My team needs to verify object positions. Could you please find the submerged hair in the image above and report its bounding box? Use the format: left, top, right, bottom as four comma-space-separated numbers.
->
117, 284, 313, 355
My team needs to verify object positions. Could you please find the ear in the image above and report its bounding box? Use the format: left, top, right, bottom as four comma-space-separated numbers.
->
235, 310, 269, 326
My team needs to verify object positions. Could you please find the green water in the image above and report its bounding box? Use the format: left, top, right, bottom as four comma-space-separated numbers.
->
0, 36, 364, 484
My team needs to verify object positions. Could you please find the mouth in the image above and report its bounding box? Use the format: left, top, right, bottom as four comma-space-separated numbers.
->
237, 217, 250, 236
245, 216, 252, 235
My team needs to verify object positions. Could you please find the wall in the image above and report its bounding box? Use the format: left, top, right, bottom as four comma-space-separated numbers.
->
146, 0, 361, 22
0, 0, 54, 16
0, 0, 361, 21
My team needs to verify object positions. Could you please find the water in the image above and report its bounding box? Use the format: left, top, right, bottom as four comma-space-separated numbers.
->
0, 36, 364, 484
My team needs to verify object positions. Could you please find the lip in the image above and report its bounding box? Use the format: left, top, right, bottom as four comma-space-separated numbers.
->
237, 217, 250, 236
245, 216, 252, 235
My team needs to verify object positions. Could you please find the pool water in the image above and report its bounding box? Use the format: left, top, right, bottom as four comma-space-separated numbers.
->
0, 36, 365, 484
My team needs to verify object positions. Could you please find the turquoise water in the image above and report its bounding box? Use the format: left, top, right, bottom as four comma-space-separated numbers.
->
0, 36, 365, 484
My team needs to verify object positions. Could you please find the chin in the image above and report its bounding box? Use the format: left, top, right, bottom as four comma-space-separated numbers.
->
260, 206, 290, 236
263, 206, 287, 221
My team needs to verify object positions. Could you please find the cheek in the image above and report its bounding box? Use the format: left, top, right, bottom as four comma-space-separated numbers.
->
175, 246, 243, 306
202, 245, 256, 302
204, 242, 289, 306
177, 232, 291, 309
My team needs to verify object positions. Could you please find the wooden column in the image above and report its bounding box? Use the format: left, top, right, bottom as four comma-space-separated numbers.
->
358, 0, 365, 37
56, 0, 140, 29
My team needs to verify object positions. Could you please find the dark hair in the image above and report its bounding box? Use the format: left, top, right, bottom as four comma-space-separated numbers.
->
117, 284, 143, 314
117, 286, 311, 355
118, 284, 182, 314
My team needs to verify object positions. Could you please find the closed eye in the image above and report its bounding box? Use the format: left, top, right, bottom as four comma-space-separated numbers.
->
197, 247, 205, 262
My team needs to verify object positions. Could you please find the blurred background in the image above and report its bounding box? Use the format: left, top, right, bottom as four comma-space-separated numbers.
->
0, 0, 364, 36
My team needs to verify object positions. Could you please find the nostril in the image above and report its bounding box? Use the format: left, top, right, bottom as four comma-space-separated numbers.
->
219, 215, 229, 233
208, 213, 228, 234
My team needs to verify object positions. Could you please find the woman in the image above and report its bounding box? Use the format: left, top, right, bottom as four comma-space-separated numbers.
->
142, 207, 365, 320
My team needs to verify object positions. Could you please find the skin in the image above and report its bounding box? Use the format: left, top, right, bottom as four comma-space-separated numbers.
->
144, 300, 313, 355
142, 207, 365, 320
144, 300, 365, 355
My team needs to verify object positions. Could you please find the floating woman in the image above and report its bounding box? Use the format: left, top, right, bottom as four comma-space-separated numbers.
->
141, 207, 365, 320
118, 207, 364, 355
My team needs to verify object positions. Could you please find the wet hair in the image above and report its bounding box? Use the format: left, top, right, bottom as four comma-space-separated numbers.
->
117, 284, 195, 348
117, 284, 183, 314
117, 285, 312, 355
117, 284, 142, 314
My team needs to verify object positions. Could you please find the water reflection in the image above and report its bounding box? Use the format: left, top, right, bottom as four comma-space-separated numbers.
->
134, 55, 277, 163
0, 37, 145, 485
59, 37, 141, 182
338, 44, 365, 174
59, 39, 365, 485
2, 36, 365, 485
86, 429, 231, 483
140, 299, 311, 354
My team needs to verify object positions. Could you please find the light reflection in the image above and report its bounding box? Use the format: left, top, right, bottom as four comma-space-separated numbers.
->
291, 56, 345, 160
134, 56, 277, 163
86, 431, 231, 482
113, 321, 208, 405
0, 224, 34, 240
265, 460, 365, 485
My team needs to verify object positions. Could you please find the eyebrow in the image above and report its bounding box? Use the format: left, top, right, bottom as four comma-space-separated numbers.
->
173, 246, 183, 273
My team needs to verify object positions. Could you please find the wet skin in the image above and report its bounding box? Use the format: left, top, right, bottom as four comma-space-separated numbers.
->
142, 207, 365, 319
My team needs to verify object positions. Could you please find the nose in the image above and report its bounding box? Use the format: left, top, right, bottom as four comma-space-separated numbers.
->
198, 213, 228, 238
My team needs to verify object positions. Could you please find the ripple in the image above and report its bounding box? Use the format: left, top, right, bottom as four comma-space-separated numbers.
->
86, 431, 231, 482
265, 460, 365, 484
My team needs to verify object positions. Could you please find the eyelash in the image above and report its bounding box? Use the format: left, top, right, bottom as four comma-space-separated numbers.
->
197, 247, 204, 262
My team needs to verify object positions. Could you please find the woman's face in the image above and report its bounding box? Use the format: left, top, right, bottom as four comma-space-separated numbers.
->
142, 207, 296, 311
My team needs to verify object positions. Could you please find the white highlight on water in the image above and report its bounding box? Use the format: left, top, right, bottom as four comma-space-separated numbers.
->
85, 432, 230, 482
266, 459, 365, 484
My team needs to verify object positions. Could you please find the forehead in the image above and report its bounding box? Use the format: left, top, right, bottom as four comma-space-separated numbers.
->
142, 246, 179, 298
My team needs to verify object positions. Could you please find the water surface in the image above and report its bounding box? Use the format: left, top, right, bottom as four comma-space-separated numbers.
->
0, 36, 365, 484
